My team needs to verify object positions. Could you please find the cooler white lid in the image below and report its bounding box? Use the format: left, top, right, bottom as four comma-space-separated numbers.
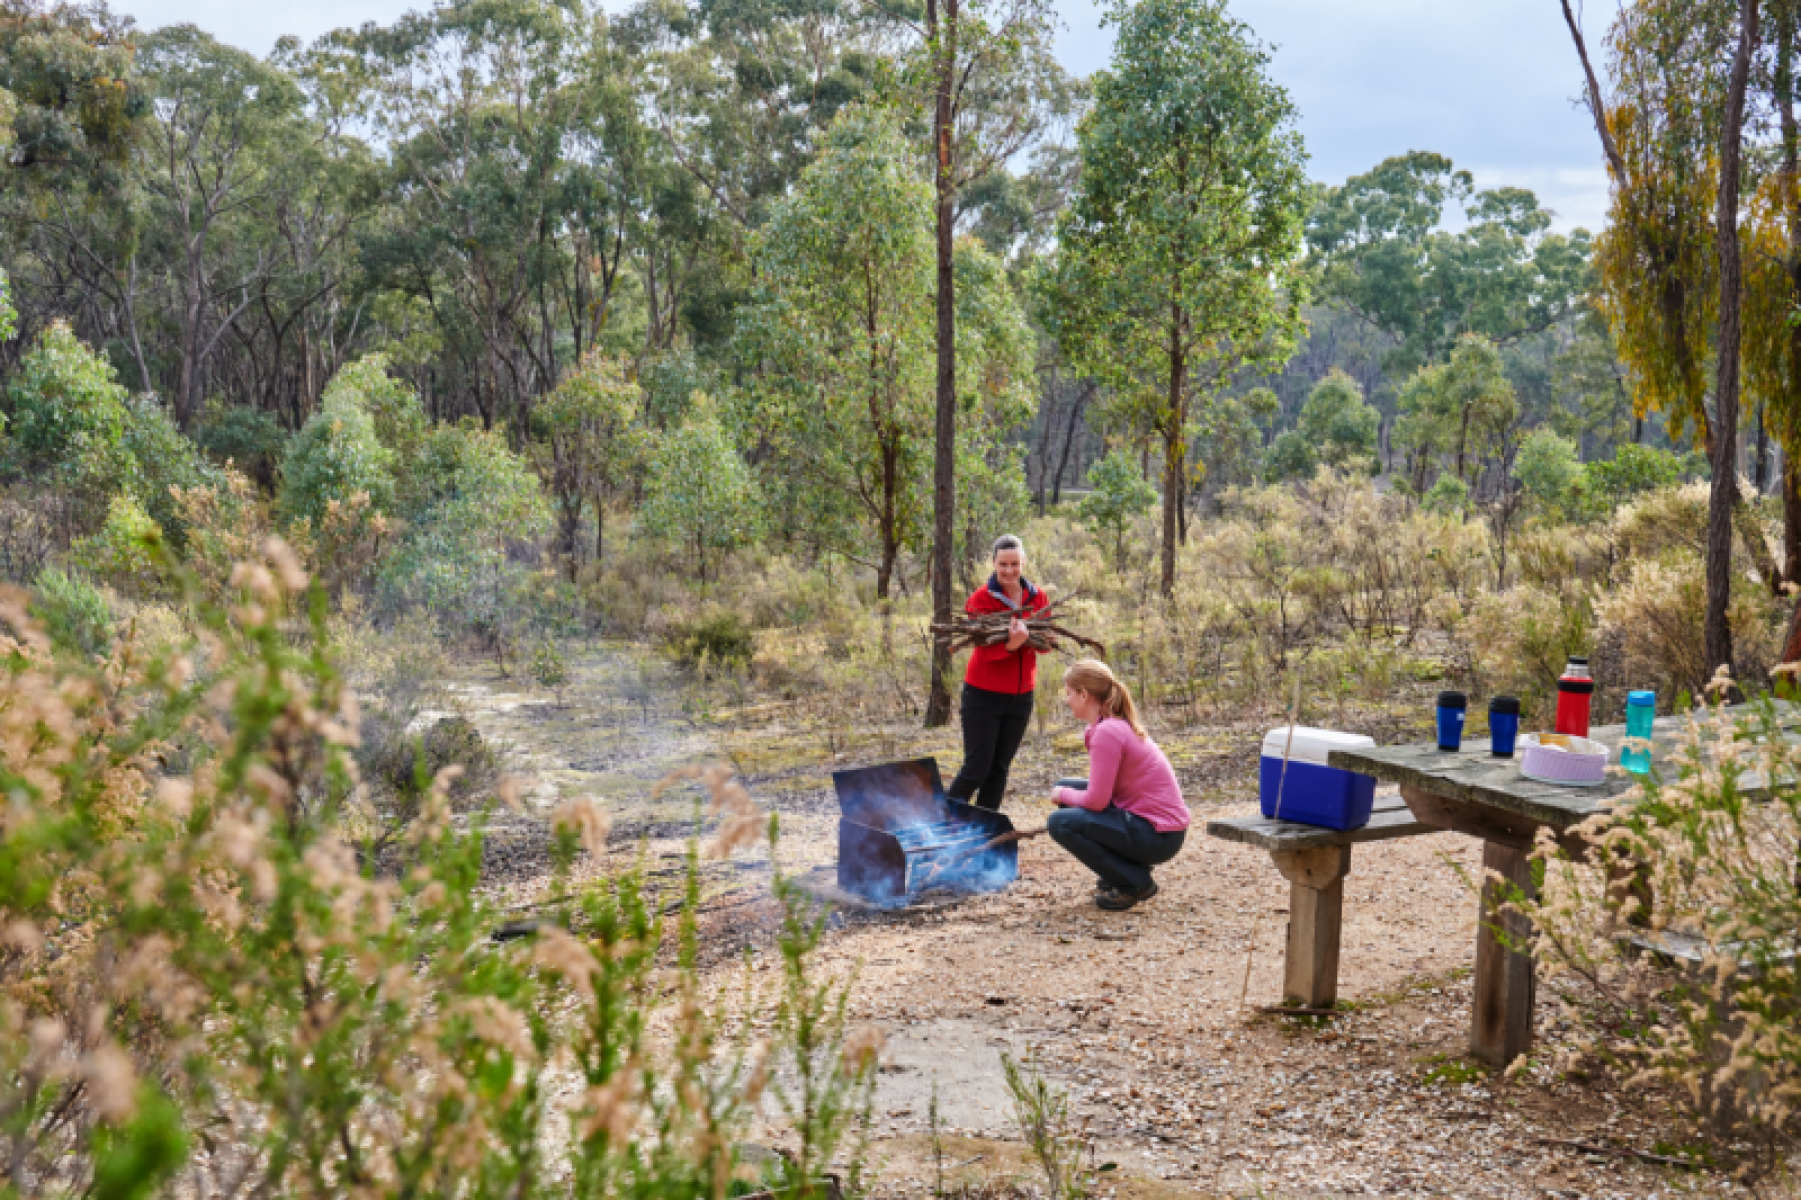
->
1260, 726, 1375, 768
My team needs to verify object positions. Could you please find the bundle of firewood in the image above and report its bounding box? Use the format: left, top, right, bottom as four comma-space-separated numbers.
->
930, 592, 1105, 656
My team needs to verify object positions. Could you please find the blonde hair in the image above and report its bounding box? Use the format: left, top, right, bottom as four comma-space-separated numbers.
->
1063, 659, 1146, 739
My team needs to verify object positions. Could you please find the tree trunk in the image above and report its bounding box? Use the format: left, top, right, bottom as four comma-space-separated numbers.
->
558, 492, 583, 580
924, 0, 960, 727
1161, 300, 1186, 598
1781, 3, 1801, 588
1051, 383, 1091, 506
1786, 459, 1801, 584
1706, 0, 1763, 685
879, 442, 900, 601
1034, 369, 1059, 516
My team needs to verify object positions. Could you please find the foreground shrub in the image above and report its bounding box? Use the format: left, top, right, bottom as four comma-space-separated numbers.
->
0, 545, 875, 1197
1517, 693, 1801, 1180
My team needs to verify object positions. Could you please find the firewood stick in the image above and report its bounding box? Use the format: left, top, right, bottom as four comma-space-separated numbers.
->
914, 827, 1047, 889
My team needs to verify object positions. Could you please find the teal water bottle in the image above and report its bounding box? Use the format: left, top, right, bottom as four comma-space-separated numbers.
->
1622, 690, 1656, 774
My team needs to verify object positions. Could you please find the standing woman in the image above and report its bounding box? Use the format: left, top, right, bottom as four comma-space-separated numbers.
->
946, 535, 1050, 810
1048, 659, 1190, 910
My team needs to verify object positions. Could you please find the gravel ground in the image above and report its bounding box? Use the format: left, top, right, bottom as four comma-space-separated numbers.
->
438, 644, 1770, 1199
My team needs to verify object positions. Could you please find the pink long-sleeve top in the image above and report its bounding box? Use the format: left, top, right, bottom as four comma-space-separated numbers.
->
1053, 718, 1191, 833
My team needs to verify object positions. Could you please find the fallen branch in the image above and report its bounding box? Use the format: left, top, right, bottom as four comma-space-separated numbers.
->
1535, 1137, 1705, 1170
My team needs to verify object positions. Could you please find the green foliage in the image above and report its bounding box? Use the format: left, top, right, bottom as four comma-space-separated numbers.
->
0, 267, 15, 344
532, 353, 643, 565
1046, 0, 1309, 590
1079, 449, 1157, 572
735, 104, 934, 595
279, 368, 396, 527
1394, 336, 1519, 487
529, 639, 570, 703
193, 399, 289, 487
364, 714, 497, 814
1578, 442, 1699, 514
28, 565, 114, 659
665, 610, 756, 673
1421, 474, 1473, 518
640, 404, 762, 584
120, 396, 221, 548
0, 2, 145, 203
335, 354, 430, 473
1519, 695, 1801, 1174
1307, 151, 1592, 375
1000, 1049, 1091, 1200
1197, 386, 1279, 492
1513, 427, 1581, 516
378, 423, 551, 634
3, 322, 135, 514
1262, 430, 1316, 483
2, 321, 219, 546
1296, 369, 1380, 469
71, 493, 164, 597
0, 545, 874, 1198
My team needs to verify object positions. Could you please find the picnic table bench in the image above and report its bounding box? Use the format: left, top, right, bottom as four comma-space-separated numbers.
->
1329, 705, 1801, 1067
1204, 793, 1434, 1011
1206, 704, 1801, 1068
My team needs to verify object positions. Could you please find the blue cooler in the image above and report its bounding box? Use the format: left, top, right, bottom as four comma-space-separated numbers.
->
1258, 726, 1377, 831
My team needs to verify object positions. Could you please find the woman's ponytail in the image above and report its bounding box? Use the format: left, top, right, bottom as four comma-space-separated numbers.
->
1063, 658, 1147, 739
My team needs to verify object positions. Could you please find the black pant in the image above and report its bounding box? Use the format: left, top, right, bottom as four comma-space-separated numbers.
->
946, 684, 1035, 810
1046, 805, 1187, 892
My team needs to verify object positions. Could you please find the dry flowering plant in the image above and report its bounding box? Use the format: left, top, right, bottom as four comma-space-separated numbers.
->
0, 543, 877, 1199
1508, 682, 1801, 1179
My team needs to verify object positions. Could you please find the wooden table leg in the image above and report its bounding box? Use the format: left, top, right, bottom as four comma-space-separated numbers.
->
1472, 839, 1537, 1067
1269, 845, 1351, 1009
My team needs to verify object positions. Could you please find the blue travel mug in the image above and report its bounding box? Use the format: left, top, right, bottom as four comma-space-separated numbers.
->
1488, 695, 1521, 758
1436, 690, 1467, 751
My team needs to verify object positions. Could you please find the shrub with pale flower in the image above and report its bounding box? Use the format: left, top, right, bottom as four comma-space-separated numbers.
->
0, 545, 874, 1198
1514, 691, 1801, 1180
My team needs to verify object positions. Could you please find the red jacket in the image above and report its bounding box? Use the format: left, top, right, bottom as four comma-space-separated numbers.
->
962, 577, 1049, 695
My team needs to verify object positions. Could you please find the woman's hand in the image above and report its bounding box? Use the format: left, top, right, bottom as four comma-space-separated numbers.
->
1006, 616, 1029, 651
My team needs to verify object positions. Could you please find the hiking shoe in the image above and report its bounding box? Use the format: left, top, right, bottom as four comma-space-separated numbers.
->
1096, 881, 1159, 911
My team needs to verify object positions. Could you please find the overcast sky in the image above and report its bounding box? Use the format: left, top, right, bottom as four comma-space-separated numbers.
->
107, 0, 1614, 232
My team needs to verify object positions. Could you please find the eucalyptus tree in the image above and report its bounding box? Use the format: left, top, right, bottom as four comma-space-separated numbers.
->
911, 0, 1075, 724
735, 106, 936, 599
318, 0, 605, 430
133, 27, 330, 429
530, 351, 642, 573
1306, 152, 1593, 378
0, 0, 145, 363
1561, 0, 1773, 676
1046, 0, 1310, 596
1392, 336, 1519, 493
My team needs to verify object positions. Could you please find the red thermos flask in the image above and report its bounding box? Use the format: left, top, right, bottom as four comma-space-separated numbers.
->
1555, 656, 1594, 738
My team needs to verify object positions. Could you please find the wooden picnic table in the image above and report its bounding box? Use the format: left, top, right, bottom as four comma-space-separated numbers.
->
1328, 704, 1800, 1067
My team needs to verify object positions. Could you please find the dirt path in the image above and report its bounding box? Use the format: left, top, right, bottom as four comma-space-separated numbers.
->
436, 647, 1744, 1199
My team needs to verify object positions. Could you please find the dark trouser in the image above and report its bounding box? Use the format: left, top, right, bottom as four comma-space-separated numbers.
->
947, 684, 1035, 810
1046, 805, 1187, 893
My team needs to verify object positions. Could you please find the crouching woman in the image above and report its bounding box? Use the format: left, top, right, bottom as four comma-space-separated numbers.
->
1048, 660, 1190, 911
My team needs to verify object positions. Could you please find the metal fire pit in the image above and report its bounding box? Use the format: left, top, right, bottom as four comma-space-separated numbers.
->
833, 758, 1019, 907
